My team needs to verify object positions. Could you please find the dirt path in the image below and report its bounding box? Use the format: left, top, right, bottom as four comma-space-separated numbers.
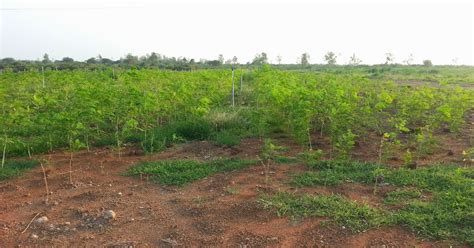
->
0, 137, 469, 247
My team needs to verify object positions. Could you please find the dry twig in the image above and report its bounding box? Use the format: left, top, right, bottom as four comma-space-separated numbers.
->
21, 212, 41, 234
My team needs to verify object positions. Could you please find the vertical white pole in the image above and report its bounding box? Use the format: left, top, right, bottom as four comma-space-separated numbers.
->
42, 66, 45, 88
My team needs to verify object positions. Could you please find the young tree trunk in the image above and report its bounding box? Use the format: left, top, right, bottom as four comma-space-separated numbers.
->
115, 119, 121, 159
27, 144, 31, 158
85, 134, 90, 152
69, 151, 73, 184
1, 137, 7, 168
40, 161, 49, 204
48, 134, 53, 152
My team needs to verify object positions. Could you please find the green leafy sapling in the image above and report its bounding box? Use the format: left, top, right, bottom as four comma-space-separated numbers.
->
259, 139, 282, 185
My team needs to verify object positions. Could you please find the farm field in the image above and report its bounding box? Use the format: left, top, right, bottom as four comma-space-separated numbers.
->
0, 66, 473, 247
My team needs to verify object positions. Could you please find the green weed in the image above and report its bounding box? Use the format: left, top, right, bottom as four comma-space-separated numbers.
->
290, 160, 474, 244
175, 119, 213, 141
126, 158, 256, 186
0, 160, 39, 181
274, 156, 299, 164
212, 131, 241, 147
259, 192, 391, 233
383, 188, 422, 205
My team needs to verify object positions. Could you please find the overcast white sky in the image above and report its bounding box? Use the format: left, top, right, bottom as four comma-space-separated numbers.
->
1, 0, 473, 65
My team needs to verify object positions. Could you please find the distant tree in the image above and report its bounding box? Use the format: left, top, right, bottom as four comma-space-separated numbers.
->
56, 57, 77, 70
1, 58, 15, 64
206, 60, 222, 67
42, 53, 51, 63
300, 53, 310, 65
61, 57, 74, 63
122, 54, 138, 66
348, 53, 362, 65
101, 58, 114, 65
276, 55, 282, 64
403, 53, 414, 65
422, 60, 433, 66
86, 57, 97, 64
148, 52, 160, 63
324, 51, 337, 65
384, 52, 395, 65
0, 58, 14, 70
224, 59, 232, 64
232, 56, 238, 64
218, 54, 224, 65
252, 52, 268, 65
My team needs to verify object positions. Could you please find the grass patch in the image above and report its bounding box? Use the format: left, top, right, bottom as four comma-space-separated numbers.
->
292, 160, 378, 186
290, 160, 474, 245
274, 156, 299, 164
383, 188, 422, 205
396, 190, 474, 244
126, 158, 256, 186
0, 160, 40, 181
211, 131, 241, 147
175, 119, 213, 141
293, 160, 472, 191
259, 192, 391, 233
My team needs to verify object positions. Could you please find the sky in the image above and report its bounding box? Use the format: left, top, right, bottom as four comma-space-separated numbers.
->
1, 0, 473, 65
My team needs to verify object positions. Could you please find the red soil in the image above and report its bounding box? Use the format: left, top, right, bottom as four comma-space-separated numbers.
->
0, 133, 471, 247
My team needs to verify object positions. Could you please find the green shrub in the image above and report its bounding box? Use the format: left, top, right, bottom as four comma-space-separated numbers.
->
175, 119, 212, 140
212, 131, 241, 147
140, 125, 182, 153
297, 149, 323, 165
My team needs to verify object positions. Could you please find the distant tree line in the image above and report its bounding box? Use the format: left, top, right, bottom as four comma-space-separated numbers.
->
0, 53, 242, 72
0, 51, 440, 72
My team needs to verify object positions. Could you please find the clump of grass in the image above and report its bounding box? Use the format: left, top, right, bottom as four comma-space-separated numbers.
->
383, 188, 422, 205
396, 190, 473, 244
212, 131, 241, 147
259, 192, 392, 233
126, 158, 255, 186
225, 186, 240, 195
297, 149, 323, 165
0, 160, 39, 181
274, 156, 299, 164
175, 119, 213, 141
292, 171, 342, 186
292, 160, 378, 186
293, 160, 472, 191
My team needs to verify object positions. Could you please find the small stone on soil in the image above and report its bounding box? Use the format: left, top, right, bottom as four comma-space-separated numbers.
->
103, 210, 116, 220
35, 216, 48, 225
31, 233, 39, 239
